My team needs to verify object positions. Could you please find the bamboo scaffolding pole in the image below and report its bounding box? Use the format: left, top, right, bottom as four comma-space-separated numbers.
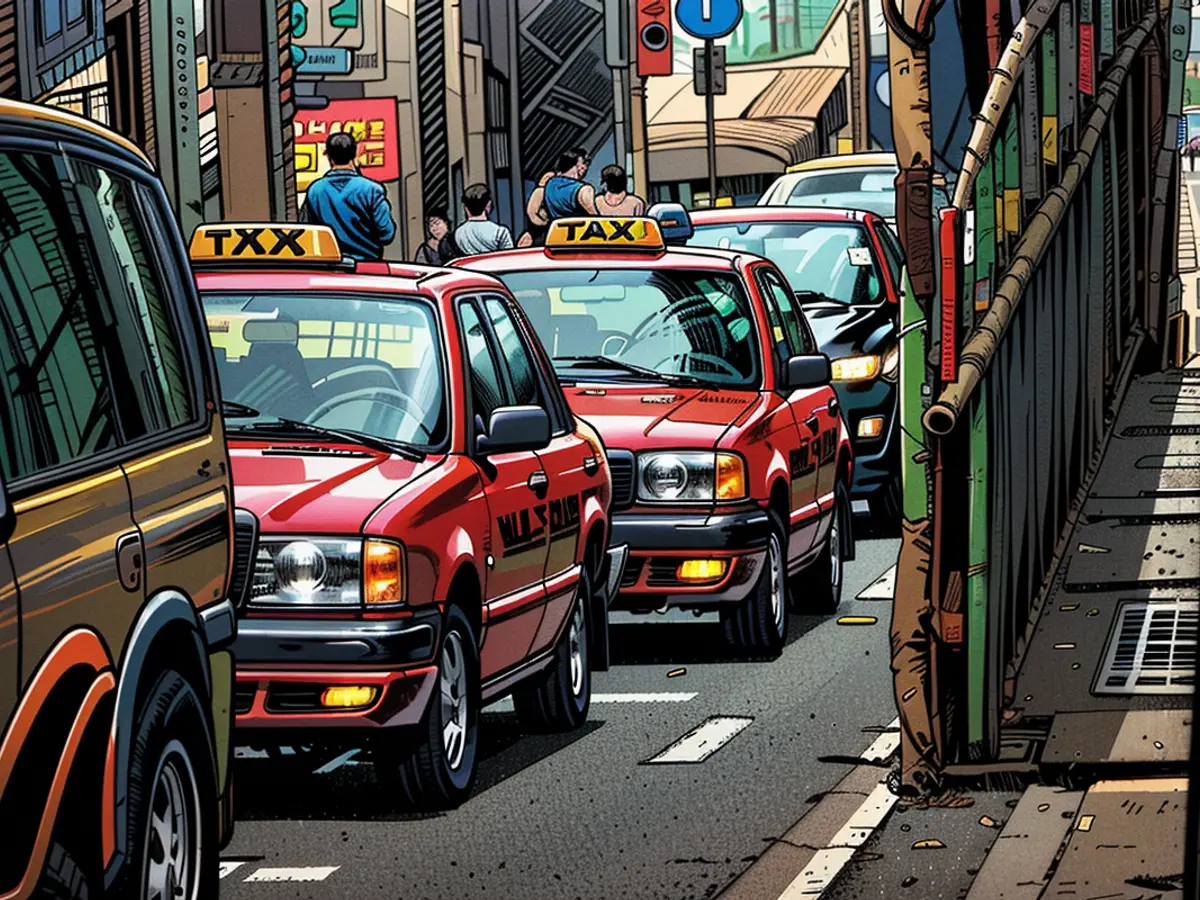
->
926, 7, 1158, 436
951, 0, 1062, 212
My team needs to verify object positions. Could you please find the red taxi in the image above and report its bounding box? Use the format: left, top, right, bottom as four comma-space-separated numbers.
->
457, 211, 854, 656
191, 223, 624, 808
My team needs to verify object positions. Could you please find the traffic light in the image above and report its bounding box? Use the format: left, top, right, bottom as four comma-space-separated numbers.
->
636, 0, 673, 77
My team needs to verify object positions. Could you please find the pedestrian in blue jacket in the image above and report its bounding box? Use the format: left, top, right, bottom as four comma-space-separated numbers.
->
300, 132, 397, 260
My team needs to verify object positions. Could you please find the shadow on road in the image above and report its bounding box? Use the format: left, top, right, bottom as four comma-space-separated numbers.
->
232, 718, 604, 822
608, 611, 830, 666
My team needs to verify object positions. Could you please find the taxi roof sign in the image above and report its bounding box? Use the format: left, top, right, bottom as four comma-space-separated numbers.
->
545, 217, 665, 253
189, 223, 343, 265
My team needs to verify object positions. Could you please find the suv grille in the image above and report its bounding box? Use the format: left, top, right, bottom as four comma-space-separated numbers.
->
230, 509, 260, 611
608, 450, 636, 510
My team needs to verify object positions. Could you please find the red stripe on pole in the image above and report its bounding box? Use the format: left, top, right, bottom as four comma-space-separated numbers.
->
939, 207, 959, 383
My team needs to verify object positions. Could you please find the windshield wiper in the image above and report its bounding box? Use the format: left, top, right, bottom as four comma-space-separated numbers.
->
553, 355, 708, 386
794, 290, 843, 306
226, 414, 425, 462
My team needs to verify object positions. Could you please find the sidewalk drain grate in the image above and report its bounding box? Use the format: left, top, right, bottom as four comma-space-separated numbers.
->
1094, 600, 1197, 695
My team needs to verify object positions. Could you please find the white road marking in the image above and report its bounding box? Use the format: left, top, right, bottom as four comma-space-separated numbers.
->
644, 716, 754, 764
777, 781, 898, 898
856, 565, 896, 600
243, 866, 340, 883
313, 748, 360, 774
593, 692, 698, 703
234, 748, 268, 759
218, 862, 244, 879
860, 717, 901, 764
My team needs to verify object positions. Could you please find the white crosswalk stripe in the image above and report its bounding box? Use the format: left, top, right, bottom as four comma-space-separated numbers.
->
856, 565, 896, 600
593, 692, 697, 703
860, 717, 901, 764
218, 862, 245, 879
242, 866, 340, 883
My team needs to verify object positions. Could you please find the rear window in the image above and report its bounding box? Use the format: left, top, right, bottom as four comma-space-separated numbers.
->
782, 169, 951, 218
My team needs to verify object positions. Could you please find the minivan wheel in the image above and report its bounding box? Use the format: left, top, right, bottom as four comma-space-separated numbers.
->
111, 670, 218, 900
386, 605, 480, 810
804, 484, 848, 614
721, 511, 788, 657
513, 571, 592, 732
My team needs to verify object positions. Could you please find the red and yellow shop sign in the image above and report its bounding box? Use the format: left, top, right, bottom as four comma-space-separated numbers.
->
294, 98, 399, 193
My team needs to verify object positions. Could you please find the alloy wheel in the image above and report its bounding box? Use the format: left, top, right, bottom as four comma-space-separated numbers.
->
143, 739, 200, 900
440, 631, 469, 771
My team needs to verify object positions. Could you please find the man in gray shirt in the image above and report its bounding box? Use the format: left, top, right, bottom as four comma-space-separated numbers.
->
452, 183, 515, 257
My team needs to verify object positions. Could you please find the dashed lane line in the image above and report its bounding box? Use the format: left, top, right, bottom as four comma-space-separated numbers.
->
219, 862, 245, 879
860, 716, 900, 764
856, 565, 896, 600
242, 866, 341, 883
313, 748, 360, 773
593, 692, 698, 703
643, 715, 755, 764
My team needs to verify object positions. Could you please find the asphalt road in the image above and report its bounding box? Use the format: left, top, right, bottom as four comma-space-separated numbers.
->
218, 536, 901, 900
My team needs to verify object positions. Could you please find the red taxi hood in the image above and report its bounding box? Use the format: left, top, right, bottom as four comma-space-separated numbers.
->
229, 444, 441, 534
564, 385, 759, 451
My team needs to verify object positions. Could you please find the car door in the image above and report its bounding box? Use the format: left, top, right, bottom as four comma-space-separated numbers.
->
756, 266, 827, 557
0, 144, 142, 680
69, 152, 231, 617
481, 295, 589, 658
458, 298, 549, 680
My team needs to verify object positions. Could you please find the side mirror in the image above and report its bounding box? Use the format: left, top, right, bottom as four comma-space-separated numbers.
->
0, 476, 14, 545
783, 354, 832, 391
475, 406, 551, 456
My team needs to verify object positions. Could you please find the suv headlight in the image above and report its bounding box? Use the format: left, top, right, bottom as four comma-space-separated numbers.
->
880, 344, 899, 382
830, 354, 881, 382
638, 452, 747, 502
250, 537, 407, 608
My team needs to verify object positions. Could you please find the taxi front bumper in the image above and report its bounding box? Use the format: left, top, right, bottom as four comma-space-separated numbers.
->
230, 609, 441, 734
608, 509, 770, 612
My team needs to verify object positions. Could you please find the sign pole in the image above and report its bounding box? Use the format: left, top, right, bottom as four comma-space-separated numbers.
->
705, 37, 717, 206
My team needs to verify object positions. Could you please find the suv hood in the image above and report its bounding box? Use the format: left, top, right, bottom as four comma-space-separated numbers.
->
563, 384, 759, 451
229, 443, 439, 534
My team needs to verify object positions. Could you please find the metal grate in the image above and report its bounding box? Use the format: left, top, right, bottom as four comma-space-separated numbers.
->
608, 450, 635, 510
1094, 600, 1197, 694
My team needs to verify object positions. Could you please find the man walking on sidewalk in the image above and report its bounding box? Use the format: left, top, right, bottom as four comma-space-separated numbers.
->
451, 184, 514, 258
300, 132, 397, 261
542, 148, 599, 221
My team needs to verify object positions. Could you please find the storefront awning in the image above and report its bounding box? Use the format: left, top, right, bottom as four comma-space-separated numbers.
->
647, 65, 847, 183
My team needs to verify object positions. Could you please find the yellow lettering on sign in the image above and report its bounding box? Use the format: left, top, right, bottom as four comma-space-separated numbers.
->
189, 223, 343, 263
545, 217, 665, 251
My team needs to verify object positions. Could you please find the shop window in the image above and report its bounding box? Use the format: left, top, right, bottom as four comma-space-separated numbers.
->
32, 0, 100, 72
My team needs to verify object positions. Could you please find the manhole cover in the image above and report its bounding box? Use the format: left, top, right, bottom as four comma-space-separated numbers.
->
1094, 600, 1197, 695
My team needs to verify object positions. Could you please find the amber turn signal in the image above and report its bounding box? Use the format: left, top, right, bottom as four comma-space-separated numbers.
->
364, 540, 404, 605
320, 685, 378, 709
677, 559, 729, 583
715, 453, 747, 501
857, 416, 885, 439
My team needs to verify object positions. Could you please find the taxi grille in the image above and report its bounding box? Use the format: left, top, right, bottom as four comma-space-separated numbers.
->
234, 682, 256, 715
608, 450, 636, 510
646, 559, 684, 587
229, 509, 260, 612
620, 557, 645, 587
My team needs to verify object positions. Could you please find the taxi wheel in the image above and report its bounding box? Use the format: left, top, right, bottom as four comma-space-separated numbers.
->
804, 484, 847, 614
389, 605, 479, 810
721, 511, 788, 658
512, 571, 591, 732
111, 670, 218, 900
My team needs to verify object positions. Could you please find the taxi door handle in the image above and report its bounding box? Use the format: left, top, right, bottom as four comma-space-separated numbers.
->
527, 470, 549, 495
582, 455, 600, 476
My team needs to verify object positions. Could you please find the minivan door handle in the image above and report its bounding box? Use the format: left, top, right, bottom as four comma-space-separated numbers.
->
527, 470, 549, 495
115, 531, 144, 593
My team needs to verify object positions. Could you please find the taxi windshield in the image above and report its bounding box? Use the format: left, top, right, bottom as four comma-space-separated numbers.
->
495, 268, 760, 387
200, 292, 447, 449
688, 222, 884, 306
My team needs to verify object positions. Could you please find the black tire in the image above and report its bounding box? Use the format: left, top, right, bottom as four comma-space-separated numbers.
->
36, 843, 90, 900
387, 605, 480, 810
513, 571, 592, 732
803, 484, 848, 614
721, 510, 788, 657
110, 669, 218, 900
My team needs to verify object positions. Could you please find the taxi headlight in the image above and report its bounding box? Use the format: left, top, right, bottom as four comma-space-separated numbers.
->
831, 354, 881, 382
638, 452, 747, 502
252, 538, 362, 607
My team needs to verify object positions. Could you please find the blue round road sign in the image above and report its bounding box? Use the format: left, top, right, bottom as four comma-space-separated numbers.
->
675, 0, 743, 40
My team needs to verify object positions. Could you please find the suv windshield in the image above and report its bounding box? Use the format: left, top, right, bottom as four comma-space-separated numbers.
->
494, 268, 760, 387
689, 222, 884, 306
201, 292, 447, 449
777, 168, 951, 218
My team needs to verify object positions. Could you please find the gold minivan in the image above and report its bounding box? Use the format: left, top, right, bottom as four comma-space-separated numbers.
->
0, 101, 256, 898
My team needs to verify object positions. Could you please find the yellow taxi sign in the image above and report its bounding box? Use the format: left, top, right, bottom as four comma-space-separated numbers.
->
545, 217, 665, 252
188, 223, 342, 263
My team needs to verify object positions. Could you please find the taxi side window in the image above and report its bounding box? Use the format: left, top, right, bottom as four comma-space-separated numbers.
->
484, 297, 543, 411
878, 226, 904, 293
70, 157, 196, 435
458, 301, 506, 430
757, 269, 811, 359
0, 148, 121, 482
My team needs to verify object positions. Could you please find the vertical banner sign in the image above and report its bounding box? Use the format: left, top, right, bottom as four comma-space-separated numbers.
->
1098, 0, 1113, 59
1020, 63, 1043, 199
294, 98, 399, 195
1078, 22, 1094, 96
1057, 2, 1076, 153
1041, 28, 1058, 165
939, 207, 960, 382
